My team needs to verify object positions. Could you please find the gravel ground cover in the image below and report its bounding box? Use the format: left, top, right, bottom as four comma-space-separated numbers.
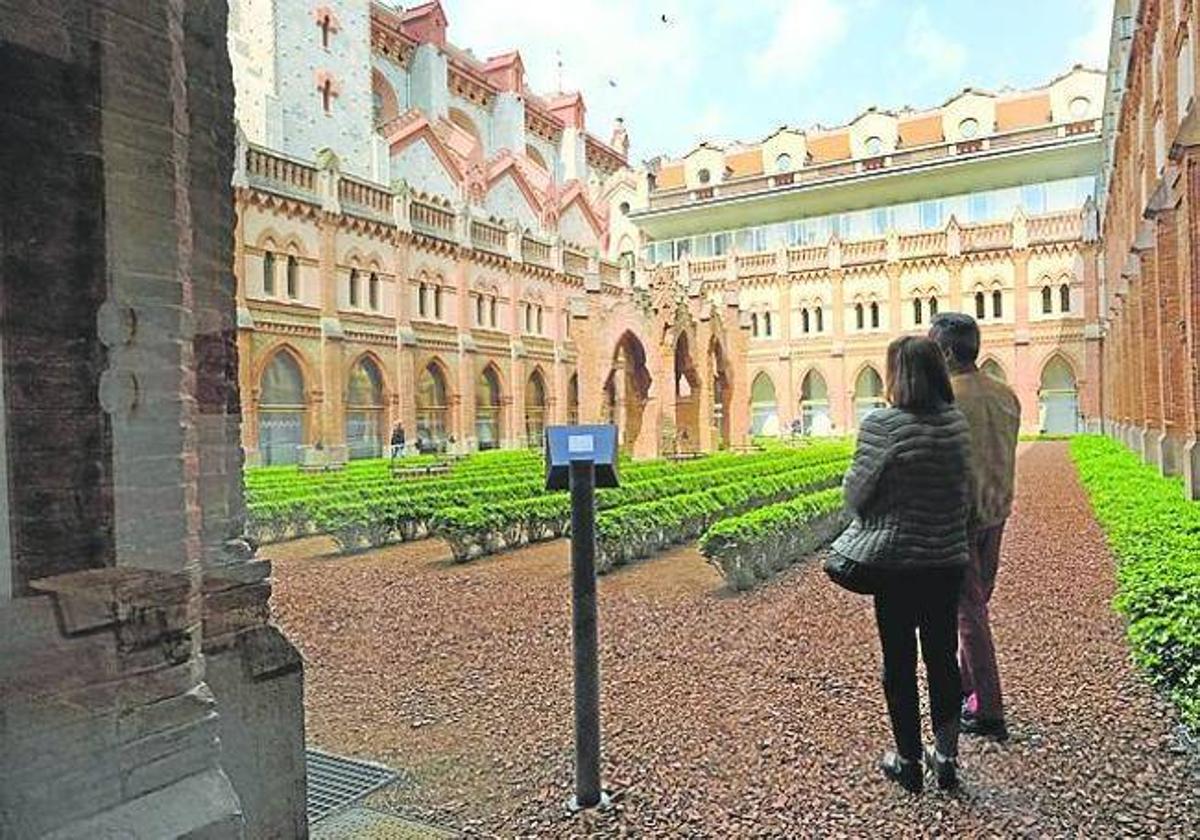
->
272, 442, 1200, 837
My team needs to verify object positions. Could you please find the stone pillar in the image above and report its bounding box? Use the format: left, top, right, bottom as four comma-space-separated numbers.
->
1136, 238, 1163, 465
1011, 250, 1037, 430
725, 291, 751, 448
1182, 152, 1200, 497
776, 278, 795, 430
696, 315, 715, 452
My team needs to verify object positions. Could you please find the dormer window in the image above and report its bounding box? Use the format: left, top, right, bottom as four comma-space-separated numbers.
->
958, 118, 979, 139
697, 168, 711, 185
776, 153, 792, 172
1069, 96, 1090, 119
864, 136, 883, 155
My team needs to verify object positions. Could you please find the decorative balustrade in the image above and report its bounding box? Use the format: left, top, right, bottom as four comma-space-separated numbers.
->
470, 218, 508, 254
245, 146, 316, 194
563, 249, 589, 278
598, 260, 622, 285
841, 238, 887, 265
1027, 211, 1082, 244
689, 257, 726, 281
961, 221, 1013, 252
521, 235, 553, 266
788, 245, 828, 272
899, 230, 947, 259
338, 176, 392, 217
735, 252, 777, 276
410, 199, 456, 240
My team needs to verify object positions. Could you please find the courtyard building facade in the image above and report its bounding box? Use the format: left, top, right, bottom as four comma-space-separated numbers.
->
1096, 0, 1200, 498
634, 68, 1107, 438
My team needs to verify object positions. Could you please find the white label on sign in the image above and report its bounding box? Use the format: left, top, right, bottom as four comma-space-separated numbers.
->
567, 434, 595, 454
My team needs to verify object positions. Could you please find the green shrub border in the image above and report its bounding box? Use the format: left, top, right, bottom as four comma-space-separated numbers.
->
1070, 435, 1200, 729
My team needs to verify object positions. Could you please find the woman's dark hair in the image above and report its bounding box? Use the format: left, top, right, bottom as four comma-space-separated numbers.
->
886, 335, 955, 411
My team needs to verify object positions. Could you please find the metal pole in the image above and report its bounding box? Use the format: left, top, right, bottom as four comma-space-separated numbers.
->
568, 458, 602, 809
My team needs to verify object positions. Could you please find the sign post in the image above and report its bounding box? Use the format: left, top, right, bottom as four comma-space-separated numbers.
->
545, 425, 619, 812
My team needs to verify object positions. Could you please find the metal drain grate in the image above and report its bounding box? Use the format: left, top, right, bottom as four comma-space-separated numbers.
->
307, 748, 399, 824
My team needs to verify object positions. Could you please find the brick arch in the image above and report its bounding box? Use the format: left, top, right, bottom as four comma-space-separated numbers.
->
371, 68, 399, 126
253, 341, 317, 403
345, 349, 393, 402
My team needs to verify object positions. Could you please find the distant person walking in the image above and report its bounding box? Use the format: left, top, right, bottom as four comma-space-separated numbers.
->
828, 336, 973, 792
390, 422, 406, 461
929, 313, 1021, 742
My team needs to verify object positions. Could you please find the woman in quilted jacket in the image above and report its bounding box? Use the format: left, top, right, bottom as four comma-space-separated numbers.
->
831, 335, 973, 793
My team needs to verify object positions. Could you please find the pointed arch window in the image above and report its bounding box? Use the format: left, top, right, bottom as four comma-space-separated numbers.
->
975, 291, 986, 319
368, 273, 380, 310
346, 356, 384, 459
475, 294, 485, 326
928, 296, 939, 316
764, 311, 773, 337
869, 301, 880, 329
815, 306, 824, 332
349, 268, 360, 307
489, 295, 498, 327
475, 366, 503, 450
418, 282, 429, 317
855, 303, 865, 330
416, 363, 449, 451
536, 306, 544, 335
913, 297, 924, 325
801, 308, 811, 334
286, 255, 299, 299
263, 251, 276, 295
752, 312, 761, 337
1041, 285, 1053, 314
992, 289, 1003, 318
434, 285, 444, 319
1059, 283, 1071, 313
258, 351, 306, 466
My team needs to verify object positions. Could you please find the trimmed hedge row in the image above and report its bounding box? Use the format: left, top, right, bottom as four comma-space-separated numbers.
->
432, 444, 851, 564
1070, 435, 1200, 728
594, 458, 848, 573
699, 487, 847, 590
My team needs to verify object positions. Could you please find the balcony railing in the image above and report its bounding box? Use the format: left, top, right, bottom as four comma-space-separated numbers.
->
338, 176, 392, 217
563, 249, 589, 278
245, 146, 316, 195
961, 221, 1013, 252
521, 234, 553, 267
645, 119, 1099, 211
470, 218, 508, 255
410, 199, 456, 240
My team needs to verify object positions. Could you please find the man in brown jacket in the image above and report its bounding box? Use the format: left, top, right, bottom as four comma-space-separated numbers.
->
929, 313, 1021, 742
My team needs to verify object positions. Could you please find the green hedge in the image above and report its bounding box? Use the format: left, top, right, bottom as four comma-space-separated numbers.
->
699, 487, 846, 590
1070, 435, 1200, 728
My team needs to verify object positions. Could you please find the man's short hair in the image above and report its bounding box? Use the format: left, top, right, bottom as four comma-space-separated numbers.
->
928, 312, 980, 366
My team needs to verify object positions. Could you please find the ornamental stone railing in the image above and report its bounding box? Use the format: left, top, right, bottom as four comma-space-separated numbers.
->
470, 218, 508, 255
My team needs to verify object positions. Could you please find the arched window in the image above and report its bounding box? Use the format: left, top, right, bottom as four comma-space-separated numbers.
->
775, 153, 792, 172
525, 371, 548, 447
764, 311, 773, 336
345, 357, 384, 459
854, 366, 886, 427
799, 370, 831, 436
864, 136, 883, 155
975, 291, 986, 319
320, 78, 334, 113
1059, 283, 1071, 313
981, 359, 1006, 382
697, 167, 711, 184
815, 306, 824, 332
523, 304, 532, 333
536, 306, 544, 334
751, 312, 760, 337
258, 351, 305, 465
416, 363, 449, 451
750, 372, 779, 436
567, 373, 580, 425
855, 303, 865, 330
418, 282, 429, 317
913, 297, 924, 325
928, 296, 939, 316
434, 286, 444, 319
475, 366, 503, 450
489, 296, 498, 327
801, 308, 811, 334
348, 269, 360, 307
474, 295, 485, 326
1041, 285, 1053, 314
263, 251, 276, 295
992, 289, 1003, 318
870, 301, 880, 329
286, 255, 299, 299
369, 273, 380, 310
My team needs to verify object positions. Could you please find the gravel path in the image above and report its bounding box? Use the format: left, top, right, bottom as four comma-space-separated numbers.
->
271, 442, 1200, 837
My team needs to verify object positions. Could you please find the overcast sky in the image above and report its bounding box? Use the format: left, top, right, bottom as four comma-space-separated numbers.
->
437, 0, 1113, 162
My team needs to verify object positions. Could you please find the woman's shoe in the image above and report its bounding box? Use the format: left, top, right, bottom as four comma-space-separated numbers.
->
879, 751, 923, 793
924, 746, 958, 791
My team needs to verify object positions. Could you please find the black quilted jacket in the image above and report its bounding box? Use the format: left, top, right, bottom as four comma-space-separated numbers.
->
831, 404, 972, 570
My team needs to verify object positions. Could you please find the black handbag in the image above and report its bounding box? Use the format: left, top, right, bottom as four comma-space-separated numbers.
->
823, 550, 881, 595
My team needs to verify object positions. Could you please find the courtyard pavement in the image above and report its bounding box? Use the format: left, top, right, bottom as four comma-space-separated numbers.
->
272, 442, 1200, 837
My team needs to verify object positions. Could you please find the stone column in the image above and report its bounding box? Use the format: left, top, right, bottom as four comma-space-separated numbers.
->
1136, 234, 1163, 465
725, 290, 752, 448
1011, 249, 1037, 431
1182, 151, 1200, 497
777, 277, 796, 430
